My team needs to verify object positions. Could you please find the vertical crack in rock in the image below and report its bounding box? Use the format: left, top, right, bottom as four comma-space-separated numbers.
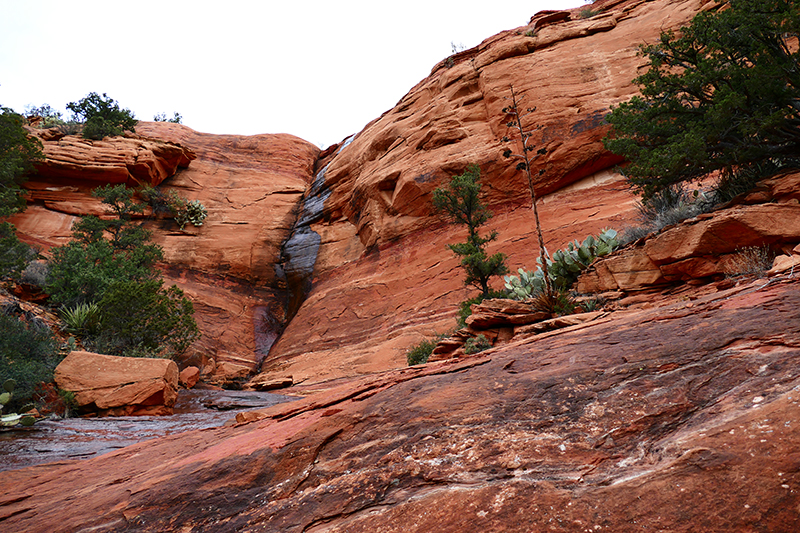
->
278, 136, 354, 323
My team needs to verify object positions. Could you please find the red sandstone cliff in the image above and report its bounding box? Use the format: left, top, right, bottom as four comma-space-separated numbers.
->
255, 0, 710, 387
11, 123, 320, 380
3, 0, 800, 530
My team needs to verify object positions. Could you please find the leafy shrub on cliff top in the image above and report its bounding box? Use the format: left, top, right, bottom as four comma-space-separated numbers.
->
67, 92, 137, 140
604, 0, 800, 200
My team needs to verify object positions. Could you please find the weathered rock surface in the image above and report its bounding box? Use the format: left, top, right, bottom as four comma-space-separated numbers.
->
3, 277, 799, 531
28, 127, 196, 189
11, 123, 320, 381
256, 0, 707, 387
578, 172, 800, 293
53, 351, 179, 416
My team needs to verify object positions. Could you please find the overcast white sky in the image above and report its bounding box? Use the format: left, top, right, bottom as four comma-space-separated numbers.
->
1, 0, 583, 148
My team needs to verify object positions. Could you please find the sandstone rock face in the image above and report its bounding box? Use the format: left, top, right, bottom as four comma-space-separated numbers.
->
29, 127, 196, 188
3, 278, 799, 531
12, 123, 320, 381
53, 351, 179, 416
256, 0, 706, 388
578, 175, 800, 292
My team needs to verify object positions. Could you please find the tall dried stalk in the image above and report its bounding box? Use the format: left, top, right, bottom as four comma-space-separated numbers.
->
501, 84, 552, 297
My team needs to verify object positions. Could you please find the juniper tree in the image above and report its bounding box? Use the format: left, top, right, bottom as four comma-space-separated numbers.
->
603, 0, 800, 200
433, 164, 508, 297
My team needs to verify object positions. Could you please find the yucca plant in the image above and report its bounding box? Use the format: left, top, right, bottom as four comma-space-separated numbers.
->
60, 302, 102, 337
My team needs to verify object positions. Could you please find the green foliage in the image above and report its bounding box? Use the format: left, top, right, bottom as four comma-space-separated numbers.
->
0, 222, 36, 279
153, 112, 183, 124
46, 185, 162, 308
433, 164, 508, 296
67, 92, 137, 140
464, 334, 491, 355
406, 338, 438, 365
0, 311, 61, 412
94, 279, 199, 359
140, 186, 208, 230
60, 302, 102, 337
0, 106, 44, 217
604, 0, 800, 200
505, 228, 620, 297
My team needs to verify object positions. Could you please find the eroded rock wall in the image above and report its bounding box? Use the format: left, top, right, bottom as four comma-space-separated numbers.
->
11, 122, 320, 381
257, 0, 708, 386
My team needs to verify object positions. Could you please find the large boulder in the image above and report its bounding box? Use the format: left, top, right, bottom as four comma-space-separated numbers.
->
53, 351, 179, 416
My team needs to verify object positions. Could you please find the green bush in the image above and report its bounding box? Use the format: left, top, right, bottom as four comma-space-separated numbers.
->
140, 186, 208, 230
93, 279, 199, 359
464, 334, 491, 355
1, 107, 43, 217
46, 185, 163, 308
406, 338, 438, 366
0, 311, 62, 412
67, 92, 137, 140
0, 222, 36, 279
603, 0, 800, 200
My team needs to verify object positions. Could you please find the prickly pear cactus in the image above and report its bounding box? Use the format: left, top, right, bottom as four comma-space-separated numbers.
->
504, 228, 620, 299
0, 379, 37, 428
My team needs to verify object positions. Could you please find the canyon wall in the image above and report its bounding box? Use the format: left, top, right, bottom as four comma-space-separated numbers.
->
10, 0, 711, 386
11, 123, 320, 380
255, 0, 709, 388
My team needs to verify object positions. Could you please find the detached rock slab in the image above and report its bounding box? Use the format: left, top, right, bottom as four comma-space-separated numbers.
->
54, 351, 179, 416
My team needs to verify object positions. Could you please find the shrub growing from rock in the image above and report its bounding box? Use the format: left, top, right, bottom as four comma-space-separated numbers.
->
433, 164, 508, 296
94, 279, 199, 359
67, 92, 137, 140
604, 0, 800, 200
0, 311, 61, 411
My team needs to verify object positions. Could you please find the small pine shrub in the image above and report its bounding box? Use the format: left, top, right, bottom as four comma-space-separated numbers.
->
464, 334, 491, 355
0, 312, 61, 411
67, 92, 137, 140
407, 338, 438, 365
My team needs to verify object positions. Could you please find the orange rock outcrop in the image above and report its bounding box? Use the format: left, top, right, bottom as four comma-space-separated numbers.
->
12, 123, 320, 381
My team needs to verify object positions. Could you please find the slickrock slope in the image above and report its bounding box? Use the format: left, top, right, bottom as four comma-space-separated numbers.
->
2, 277, 798, 532
257, 0, 707, 387
11, 123, 320, 380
